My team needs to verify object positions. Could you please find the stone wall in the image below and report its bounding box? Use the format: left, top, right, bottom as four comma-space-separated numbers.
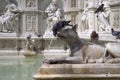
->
0, 0, 119, 54
62, 0, 120, 41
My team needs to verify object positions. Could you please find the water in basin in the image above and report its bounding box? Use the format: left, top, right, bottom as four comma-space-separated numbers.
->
0, 55, 45, 80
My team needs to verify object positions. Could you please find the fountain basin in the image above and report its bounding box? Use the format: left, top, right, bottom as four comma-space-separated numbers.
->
34, 64, 120, 80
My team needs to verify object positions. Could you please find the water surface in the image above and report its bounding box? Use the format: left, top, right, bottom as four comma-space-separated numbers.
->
0, 55, 44, 80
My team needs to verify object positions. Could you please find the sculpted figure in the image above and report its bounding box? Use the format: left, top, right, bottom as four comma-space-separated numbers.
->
81, 7, 89, 31
0, 0, 20, 32
45, 0, 62, 29
26, 35, 34, 51
95, 1, 111, 32
24, 34, 36, 56
43, 21, 120, 64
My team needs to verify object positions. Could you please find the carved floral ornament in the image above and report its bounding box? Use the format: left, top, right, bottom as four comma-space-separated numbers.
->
26, 0, 36, 7
26, 14, 36, 31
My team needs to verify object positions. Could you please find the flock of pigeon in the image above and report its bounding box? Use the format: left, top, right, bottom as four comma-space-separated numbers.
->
28, 3, 120, 39
52, 20, 120, 39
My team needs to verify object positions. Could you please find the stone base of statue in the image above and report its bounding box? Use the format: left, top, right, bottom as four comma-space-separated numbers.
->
20, 50, 36, 56
42, 49, 69, 58
33, 64, 120, 80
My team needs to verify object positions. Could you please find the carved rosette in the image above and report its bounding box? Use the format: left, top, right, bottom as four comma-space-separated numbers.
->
26, 0, 36, 7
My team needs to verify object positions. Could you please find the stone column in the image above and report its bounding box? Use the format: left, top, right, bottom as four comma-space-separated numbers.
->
77, 0, 84, 33
20, 0, 39, 38
87, 1, 96, 32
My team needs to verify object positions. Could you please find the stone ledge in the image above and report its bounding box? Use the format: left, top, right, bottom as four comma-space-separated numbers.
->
34, 74, 120, 80
0, 56, 25, 60
34, 64, 120, 80
79, 33, 118, 42
42, 49, 69, 58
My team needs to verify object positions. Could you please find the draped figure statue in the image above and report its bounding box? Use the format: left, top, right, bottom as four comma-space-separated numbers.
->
0, 0, 20, 32
45, 0, 62, 29
96, 1, 111, 32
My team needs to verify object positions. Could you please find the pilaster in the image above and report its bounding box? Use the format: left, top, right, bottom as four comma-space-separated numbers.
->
20, 0, 39, 38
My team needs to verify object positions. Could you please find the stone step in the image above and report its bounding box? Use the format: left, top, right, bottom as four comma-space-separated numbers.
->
38, 64, 120, 74
0, 50, 22, 56
0, 56, 25, 60
34, 74, 120, 80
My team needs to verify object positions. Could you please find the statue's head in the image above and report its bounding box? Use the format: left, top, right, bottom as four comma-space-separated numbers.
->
51, 0, 57, 5
5, 0, 12, 3
57, 24, 79, 43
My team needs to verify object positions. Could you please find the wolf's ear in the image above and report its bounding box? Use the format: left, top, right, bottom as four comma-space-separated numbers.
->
66, 20, 71, 24
72, 24, 78, 31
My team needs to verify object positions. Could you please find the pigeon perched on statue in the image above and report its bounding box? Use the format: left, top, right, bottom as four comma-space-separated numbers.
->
35, 32, 42, 37
27, 34, 31, 40
52, 20, 73, 36
111, 28, 120, 39
95, 4, 104, 13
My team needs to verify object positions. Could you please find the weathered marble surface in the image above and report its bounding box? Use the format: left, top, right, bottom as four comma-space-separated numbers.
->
34, 64, 120, 80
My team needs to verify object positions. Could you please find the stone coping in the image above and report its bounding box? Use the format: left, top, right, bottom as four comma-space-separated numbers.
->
33, 64, 120, 80
34, 74, 120, 80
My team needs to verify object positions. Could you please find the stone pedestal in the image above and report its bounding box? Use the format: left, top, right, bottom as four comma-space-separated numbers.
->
33, 64, 120, 80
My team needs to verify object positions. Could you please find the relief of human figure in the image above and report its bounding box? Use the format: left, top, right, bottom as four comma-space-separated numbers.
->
95, 0, 111, 32
0, 0, 20, 32
81, 7, 89, 32
81, 2, 95, 32
45, 0, 62, 29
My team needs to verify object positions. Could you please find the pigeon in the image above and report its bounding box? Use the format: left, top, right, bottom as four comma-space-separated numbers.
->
52, 20, 73, 36
90, 31, 99, 44
111, 28, 120, 39
27, 34, 31, 40
35, 32, 42, 37
95, 4, 104, 13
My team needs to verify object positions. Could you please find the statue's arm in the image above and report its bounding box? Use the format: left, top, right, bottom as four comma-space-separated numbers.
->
103, 8, 111, 18
9, 4, 20, 13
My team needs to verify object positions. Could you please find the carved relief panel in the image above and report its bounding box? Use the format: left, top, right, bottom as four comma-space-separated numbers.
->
26, 13, 37, 32
110, 9, 120, 29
